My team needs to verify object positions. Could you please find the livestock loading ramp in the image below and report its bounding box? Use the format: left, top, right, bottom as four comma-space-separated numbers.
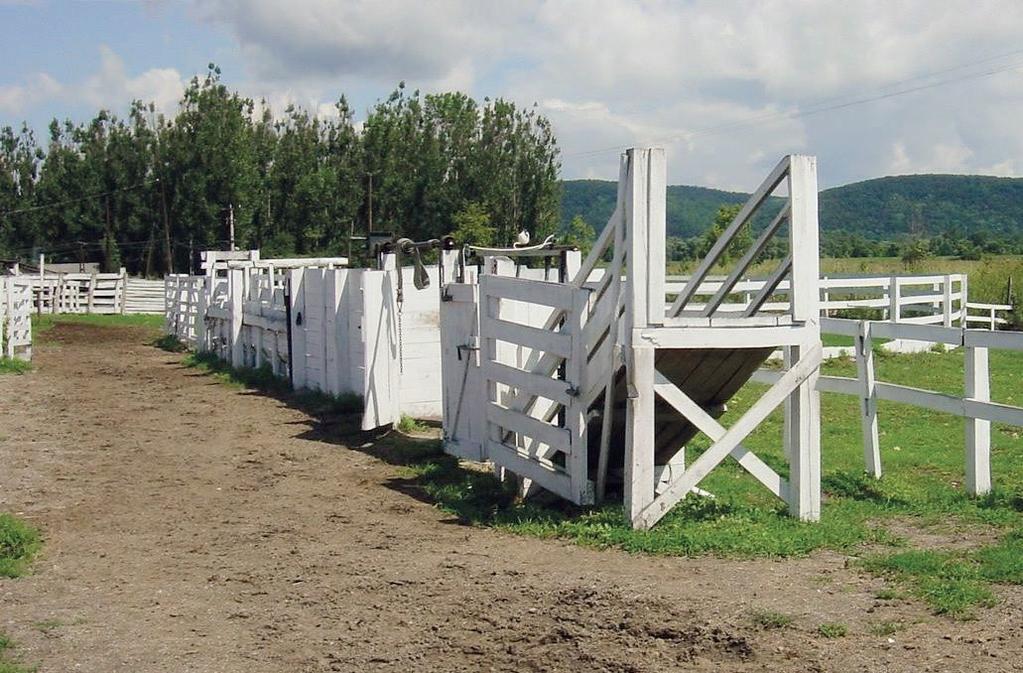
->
439, 148, 822, 528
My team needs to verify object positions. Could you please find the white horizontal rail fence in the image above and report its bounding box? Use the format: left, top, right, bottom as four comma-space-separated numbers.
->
661, 273, 971, 326
752, 316, 1023, 495
964, 301, 1013, 331
23, 269, 133, 315
1, 277, 32, 361
124, 278, 166, 314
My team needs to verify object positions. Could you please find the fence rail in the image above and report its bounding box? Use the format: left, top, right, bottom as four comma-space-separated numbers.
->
8, 268, 165, 315
753, 316, 1023, 495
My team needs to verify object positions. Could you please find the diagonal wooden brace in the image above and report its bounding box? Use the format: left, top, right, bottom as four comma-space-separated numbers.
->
653, 372, 789, 501
633, 343, 822, 529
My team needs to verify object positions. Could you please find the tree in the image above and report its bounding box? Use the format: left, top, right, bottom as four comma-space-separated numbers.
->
560, 214, 595, 254
700, 204, 749, 264
449, 202, 495, 246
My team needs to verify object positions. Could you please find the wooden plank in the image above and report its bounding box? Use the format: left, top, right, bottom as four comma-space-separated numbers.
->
486, 402, 571, 453
742, 254, 792, 317
875, 382, 963, 416
637, 324, 813, 349
964, 329, 1023, 352
479, 274, 577, 310
869, 321, 962, 346
482, 317, 571, 359
484, 360, 573, 407
484, 439, 575, 501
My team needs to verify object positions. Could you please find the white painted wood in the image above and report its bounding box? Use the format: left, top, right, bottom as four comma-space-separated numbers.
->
856, 321, 882, 478
965, 345, 991, 495
653, 372, 789, 500
645, 148, 666, 326
670, 156, 791, 316
624, 345, 656, 525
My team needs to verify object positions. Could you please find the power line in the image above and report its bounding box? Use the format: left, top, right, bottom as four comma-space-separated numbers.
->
0, 179, 160, 218
566, 48, 1023, 159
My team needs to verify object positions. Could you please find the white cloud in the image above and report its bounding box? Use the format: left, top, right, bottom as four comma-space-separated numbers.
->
0, 46, 185, 120
186, 0, 1023, 187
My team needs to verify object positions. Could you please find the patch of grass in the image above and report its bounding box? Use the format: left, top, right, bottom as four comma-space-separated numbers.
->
869, 620, 904, 636
0, 514, 40, 578
0, 358, 31, 375
182, 351, 362, 415
397, 414, 429, 434
817, 622, 848, 638
0, 633, 34, 673
33, 313, 164, 334
748, 608, 794, 629
32, 619, 62, 635
860, 536, 1021, 618
153, 334, 187, 352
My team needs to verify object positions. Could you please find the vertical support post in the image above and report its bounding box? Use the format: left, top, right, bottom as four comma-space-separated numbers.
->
87, 273, 96, 314
965, 344, 991, 495
786, 155, 821, 521
960, 275, 969, 327
197, 275, 209, 351
229, 267, 244, 369
889, 276, 900, 323
856, 321, 882, 477
119, 267, 127, 315
786, 343, 821, 521
566, 287, 591, 504
5, 278, 13, 359
646, 148, 666, 326
943, 274, 953, 327
624, 345, 656, 526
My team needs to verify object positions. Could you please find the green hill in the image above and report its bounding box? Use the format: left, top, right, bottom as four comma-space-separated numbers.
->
561, 174, 1023, 239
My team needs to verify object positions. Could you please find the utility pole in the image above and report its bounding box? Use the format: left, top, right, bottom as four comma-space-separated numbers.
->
367, 173, 374, 234
228, 204, 236, 251
189, 236, 194, 275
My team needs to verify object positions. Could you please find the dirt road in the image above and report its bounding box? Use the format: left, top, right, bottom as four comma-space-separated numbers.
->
1, 323, 1020, 672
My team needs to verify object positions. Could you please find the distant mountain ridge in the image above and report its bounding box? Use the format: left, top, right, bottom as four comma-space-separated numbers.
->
560, 174, 1023, 239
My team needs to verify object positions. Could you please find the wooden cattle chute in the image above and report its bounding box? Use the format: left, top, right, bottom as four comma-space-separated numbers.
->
0, 276, 32, 361
439, 148, 824, 528
164, 250, 459, 429
754, 317, 1023, 493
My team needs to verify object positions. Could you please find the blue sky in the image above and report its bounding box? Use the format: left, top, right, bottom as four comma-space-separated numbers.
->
3, 1, 1023, 190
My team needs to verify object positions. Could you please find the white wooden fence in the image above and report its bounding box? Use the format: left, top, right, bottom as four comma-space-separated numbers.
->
753, 316, 1023, 495
0, 276, 32, 361
164, 254, 446, 430
15, 268, 165, 315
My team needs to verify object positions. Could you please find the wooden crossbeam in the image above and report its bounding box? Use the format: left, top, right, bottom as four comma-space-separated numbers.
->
633, 343, 821, 529
652, 372, 789, 500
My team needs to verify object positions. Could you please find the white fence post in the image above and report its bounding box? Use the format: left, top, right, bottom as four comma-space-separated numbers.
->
856, 321, 882, 477
965, 344, 992, 495
943, 275, 952, 327
888, 275, 900, 322
229, 268, 244, 369
960, 275, 969, 327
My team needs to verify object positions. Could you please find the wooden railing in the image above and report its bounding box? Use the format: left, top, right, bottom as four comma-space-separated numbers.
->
753, 317, 1023, 494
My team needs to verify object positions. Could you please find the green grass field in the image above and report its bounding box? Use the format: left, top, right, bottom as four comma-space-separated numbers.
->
32, 313, 164, 333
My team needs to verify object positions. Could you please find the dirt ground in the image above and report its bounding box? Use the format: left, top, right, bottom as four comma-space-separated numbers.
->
1, 323, 1021, 672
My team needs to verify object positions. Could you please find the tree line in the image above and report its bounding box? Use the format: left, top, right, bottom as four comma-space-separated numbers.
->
0, 66, 561, 274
